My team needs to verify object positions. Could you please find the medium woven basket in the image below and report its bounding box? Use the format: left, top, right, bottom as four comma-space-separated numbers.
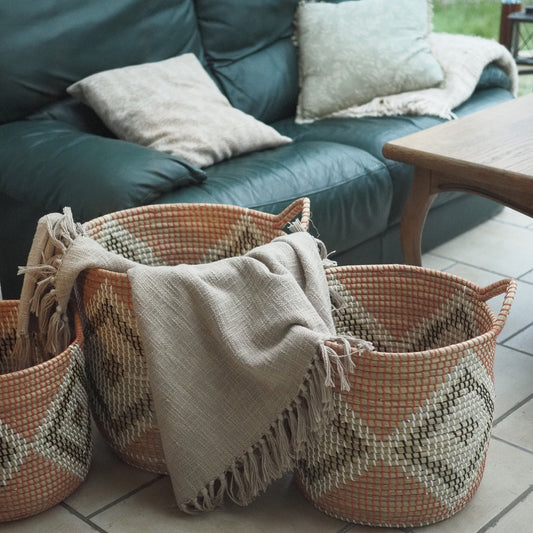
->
295, 264, 516, 527
0, 301, 92, 522
76, 198, 310, 473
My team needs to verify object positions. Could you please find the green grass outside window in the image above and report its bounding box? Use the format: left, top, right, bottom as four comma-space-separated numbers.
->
432, 0, 501, 40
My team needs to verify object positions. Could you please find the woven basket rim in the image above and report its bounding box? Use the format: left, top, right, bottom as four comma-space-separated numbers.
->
325, 263, 514, 359
83, 198, 310, 232
327, 263, 487, 291
81, 199, 311, 279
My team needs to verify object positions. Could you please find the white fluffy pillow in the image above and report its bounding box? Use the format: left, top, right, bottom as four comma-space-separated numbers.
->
67, 54, 291, 168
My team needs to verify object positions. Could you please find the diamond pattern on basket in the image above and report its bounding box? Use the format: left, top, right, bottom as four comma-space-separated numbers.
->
80, 277, 163, 471
37, 345, 92, 479
330, 273, 479, 355
297, 353, 496, 526
90, 219, 167, 266
200, 220, 273, 264
1, 345, 90, 484
0, 423, 31, 487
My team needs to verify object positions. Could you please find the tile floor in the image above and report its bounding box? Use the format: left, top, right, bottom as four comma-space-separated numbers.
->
4, 207, 533, 533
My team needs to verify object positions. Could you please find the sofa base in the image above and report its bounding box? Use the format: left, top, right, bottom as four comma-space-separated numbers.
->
334, 194, 504, 266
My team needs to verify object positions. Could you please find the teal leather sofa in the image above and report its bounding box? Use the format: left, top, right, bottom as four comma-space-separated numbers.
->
0, 0, 513, 299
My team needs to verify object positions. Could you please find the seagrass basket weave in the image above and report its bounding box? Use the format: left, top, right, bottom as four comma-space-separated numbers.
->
295, 264, 516, 527
0, 302, 92, 522
75, 198, 310, 473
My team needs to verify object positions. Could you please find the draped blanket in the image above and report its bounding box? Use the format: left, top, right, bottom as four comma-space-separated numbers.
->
7, 209, 373, 512
129, 233, 362, 511
327, 33, 518, 120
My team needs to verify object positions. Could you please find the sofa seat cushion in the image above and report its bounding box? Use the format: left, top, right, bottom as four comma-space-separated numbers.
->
155, 140, 393, 257
0, 120, 205, 222
273, 87, 514, 225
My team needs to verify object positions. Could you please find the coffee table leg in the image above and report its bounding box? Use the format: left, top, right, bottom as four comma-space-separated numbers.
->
401, 168, 437, 266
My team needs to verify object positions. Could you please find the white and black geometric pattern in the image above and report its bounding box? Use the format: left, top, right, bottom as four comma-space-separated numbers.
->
0, 345, 91, 486
0, 422, 31, 487
37, 344, 92, 479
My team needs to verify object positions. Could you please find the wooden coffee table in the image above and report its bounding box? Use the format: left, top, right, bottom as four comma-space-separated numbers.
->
383, 93, 533, 265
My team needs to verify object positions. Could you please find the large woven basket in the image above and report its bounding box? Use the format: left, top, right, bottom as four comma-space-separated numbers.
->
296, 264, 516, 527
76, 198, 310, 473
0, 301, 92, 522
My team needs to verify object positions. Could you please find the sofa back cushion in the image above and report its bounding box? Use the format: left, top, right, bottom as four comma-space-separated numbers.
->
0, 0, 204, 124
194, 0, 300, 124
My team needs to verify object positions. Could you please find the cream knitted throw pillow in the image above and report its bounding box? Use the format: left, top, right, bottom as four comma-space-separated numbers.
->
68, 54, 291, 168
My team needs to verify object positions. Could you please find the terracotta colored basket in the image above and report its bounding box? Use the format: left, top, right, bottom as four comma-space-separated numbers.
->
296, 264, 516, 527
0, 302, 91, 522
76, 198, 310, 473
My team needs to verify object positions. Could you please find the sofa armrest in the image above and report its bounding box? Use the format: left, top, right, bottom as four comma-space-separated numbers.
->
0, 120, 206, 221
476, 62, 513, 93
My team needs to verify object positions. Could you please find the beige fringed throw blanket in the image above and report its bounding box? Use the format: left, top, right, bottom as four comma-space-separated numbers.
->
326, 33, 518, 121
129, 232, 370, 512
7, 209, 372, 512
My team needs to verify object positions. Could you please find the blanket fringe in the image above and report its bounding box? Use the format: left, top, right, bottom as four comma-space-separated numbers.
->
320, 336, 375, 391
1, 208, 81, 374
179, 335, 373, 513
288, 219, 337, 269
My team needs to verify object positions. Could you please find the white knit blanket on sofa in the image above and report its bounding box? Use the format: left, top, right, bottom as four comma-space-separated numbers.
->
328, 33, 518, 120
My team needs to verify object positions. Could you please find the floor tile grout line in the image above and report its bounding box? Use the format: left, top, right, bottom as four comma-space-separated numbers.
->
422, 254, 457, 268
492, 217, 533, 231
433, 254, 533, 282
85, 473, 165, 520
499, 321, 533, 345
518, 266, 533, 280
60, 503, 108, 532
493, 393, 533, 427
499, 342, 533, 358
426, 249, 533, 287
491, 434, 533, 456
476, 485, 533, 533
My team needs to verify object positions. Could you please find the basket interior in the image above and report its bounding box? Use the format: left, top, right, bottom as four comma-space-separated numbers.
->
84, 205, 288, 267
329, 270, 495, 353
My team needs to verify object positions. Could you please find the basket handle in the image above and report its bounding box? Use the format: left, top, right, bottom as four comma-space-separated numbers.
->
479, 278, 517, 335
274, 198, 311, 231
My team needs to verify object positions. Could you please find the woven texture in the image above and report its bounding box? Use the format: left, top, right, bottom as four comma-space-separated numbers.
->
295, 264, 516, 527
0, 302, 91, 522
76, 199, 310, 472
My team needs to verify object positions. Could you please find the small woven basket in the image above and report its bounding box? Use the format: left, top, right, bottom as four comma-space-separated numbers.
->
76, 198, 310, 473
0, 301, 92, 522
295, 264, 516, 527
